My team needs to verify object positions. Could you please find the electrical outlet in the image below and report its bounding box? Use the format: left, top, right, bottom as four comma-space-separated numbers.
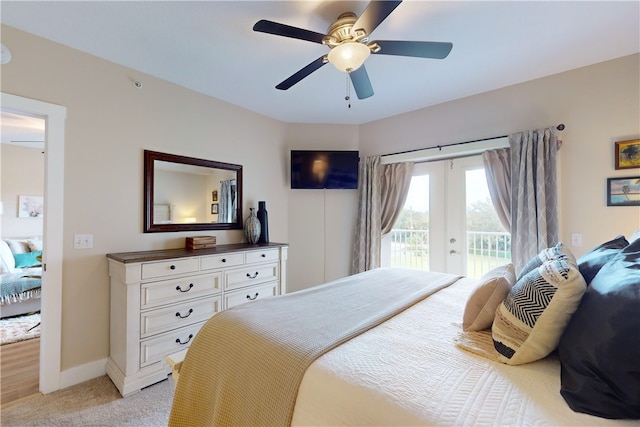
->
73, 234, 93, 249
570, 233, 583, 247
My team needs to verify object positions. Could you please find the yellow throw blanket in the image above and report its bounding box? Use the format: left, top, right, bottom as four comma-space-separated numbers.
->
168, 268, 461, 427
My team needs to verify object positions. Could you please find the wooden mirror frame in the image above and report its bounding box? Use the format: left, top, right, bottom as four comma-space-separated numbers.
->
144, 150, 243, 233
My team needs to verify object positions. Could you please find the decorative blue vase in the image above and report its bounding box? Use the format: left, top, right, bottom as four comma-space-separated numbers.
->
257, 201, 269, 244
244, 208, 261, 244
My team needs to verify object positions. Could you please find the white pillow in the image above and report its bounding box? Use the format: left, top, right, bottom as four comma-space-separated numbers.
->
492, 249, 587, 365
0, 240, 16, 273
463, 264, 516, 331
4, 239, 30, 254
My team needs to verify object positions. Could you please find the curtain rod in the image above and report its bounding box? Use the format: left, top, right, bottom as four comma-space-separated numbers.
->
381, 123, 565, 158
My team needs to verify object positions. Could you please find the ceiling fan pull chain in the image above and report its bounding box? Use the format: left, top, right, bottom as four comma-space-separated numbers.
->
345, 73, 351, 109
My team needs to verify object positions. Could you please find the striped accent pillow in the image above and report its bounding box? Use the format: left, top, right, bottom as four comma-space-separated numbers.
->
492, 249, 587, 365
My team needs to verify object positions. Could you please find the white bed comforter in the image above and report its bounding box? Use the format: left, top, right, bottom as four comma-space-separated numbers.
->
292, 277, 636, 427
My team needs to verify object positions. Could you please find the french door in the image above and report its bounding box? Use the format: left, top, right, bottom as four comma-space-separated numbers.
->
386, 155, 510, 278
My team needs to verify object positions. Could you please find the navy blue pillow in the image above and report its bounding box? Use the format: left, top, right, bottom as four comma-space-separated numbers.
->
577, 235, 629, 284
559, 238, 640, 419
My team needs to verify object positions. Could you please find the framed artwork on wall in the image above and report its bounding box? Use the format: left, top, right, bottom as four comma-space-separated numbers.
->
211, 203, 218, 214
18, 195, 44, 218
607, 176, 640, 206
615, 139, 640, 170
212, 190, 218, 202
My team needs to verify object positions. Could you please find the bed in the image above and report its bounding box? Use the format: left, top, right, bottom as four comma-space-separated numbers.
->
168, 235, 639, 426
0, 238, 42, 319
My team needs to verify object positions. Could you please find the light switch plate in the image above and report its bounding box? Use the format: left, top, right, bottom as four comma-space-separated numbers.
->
74, 234, 93, 249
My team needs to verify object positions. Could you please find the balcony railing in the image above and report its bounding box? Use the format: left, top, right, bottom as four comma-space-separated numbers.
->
390, 229, 511, 278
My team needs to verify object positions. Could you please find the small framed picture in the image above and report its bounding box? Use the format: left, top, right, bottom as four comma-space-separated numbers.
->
211, 203, 218, 214
615, 139, 640, 170
607, 176, 640, 206
212, 190, 218, 202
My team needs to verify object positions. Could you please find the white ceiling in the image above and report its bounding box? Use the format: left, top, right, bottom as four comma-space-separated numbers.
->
1, 1, 639, 125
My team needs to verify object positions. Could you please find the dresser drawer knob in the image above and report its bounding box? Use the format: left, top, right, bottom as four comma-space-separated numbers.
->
261, 253, 266, 257
170, 265, 176, 270
221, 258, 226, 263
246, 292, 259, 301
246, 272, 259, 279
175, 308, 193, 319
176, 283, 194, 293
176, 334, 194, 345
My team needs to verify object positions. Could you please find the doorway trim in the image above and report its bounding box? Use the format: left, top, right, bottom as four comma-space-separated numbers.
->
1, 92, 66, 393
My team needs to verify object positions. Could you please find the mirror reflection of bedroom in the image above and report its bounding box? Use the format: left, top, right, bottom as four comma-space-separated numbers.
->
0, 111, 45, 404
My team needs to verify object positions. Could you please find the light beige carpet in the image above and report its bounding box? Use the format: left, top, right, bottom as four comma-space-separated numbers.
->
0, 313, 40, 345
1, 374, 174, 426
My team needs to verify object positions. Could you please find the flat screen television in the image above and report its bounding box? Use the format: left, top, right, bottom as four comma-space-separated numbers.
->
291, 150, 359, 189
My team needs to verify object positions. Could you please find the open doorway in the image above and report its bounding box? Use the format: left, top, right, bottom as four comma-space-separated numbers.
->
1, 92, 66, 397
0, 111, 45, 403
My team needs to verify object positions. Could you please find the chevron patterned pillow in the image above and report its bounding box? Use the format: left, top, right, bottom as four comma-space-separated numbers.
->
516, 242, 571, 280
492, 248, 587, 365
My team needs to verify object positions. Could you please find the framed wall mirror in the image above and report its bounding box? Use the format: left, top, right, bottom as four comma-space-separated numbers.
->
144, 150, 243, 232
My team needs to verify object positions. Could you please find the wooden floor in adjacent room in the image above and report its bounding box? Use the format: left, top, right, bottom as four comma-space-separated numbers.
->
1, 337, 40, 406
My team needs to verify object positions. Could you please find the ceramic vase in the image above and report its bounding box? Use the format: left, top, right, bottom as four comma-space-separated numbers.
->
244, 208, 261, 244
257, 201, 269, 244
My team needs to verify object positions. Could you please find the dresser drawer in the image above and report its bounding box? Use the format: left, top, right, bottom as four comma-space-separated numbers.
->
245, 249, 280, 264
224, 282, 278, 309
141, 273, 222, 309
225, 263, 278, 291
200, 252, 244, 271
141, 258, 200, 280
140, 322, 205, 368
140, 295, 221, 339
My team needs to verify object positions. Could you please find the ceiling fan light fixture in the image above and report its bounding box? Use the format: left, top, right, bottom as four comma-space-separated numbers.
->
327, 42, 370, 72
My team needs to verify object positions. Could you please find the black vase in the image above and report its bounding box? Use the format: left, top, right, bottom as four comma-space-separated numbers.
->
257, 201, 269, 244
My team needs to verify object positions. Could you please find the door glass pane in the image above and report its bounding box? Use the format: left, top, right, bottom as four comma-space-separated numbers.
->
465, 169, 511, 278
390, 175, 430, 271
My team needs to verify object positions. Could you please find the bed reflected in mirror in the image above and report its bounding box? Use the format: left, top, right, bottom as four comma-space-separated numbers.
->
144, 150, 243, 233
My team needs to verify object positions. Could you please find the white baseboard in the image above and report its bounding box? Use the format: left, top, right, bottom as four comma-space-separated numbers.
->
58, 357, 108, 390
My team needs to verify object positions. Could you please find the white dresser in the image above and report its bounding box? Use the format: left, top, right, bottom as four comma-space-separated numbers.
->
106, 242, 288, 396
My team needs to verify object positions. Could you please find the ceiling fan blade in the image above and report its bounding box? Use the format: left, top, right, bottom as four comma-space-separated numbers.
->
373, 40, 453, 59
276, 56, 327, 90
349, 66, 374, 99
253, 20, 325, 44
353, 1, 402, 35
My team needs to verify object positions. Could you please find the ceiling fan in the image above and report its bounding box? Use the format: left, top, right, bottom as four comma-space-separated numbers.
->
253, 0, 453, 100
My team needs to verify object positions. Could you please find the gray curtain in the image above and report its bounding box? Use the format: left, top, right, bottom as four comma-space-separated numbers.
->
486, 127, 559, 273
352, 156, 382, 274
482, 148, 511, 231
381, 162, 415, 236
219, 180, 233, 223
352, 157, 414, 274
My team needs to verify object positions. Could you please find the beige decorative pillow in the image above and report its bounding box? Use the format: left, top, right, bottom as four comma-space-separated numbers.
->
463, 264, 516, 331
27, 238, 43, 252
492, 248, 587, 365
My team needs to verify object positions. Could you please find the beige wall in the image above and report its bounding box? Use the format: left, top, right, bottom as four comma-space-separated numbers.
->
1, 144, 44, 238
1, 25, 289, 372
360, 54, 640, 256
285, 124, 360, 292
1, 23, 638, 386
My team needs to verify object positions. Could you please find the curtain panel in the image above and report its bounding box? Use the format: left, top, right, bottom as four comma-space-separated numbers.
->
484, 127, 560, 273
352, 157, 414, 274
352, 156, 382, 274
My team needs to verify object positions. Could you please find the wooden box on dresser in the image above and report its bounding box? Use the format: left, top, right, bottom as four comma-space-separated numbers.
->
106, 242, 288, 396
